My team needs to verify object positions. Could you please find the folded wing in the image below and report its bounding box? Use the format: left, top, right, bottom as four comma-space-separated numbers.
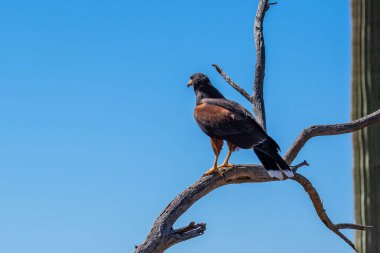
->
194, 98, 276, 149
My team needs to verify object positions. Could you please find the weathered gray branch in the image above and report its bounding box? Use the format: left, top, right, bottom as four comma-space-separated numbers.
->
291, 160, 309, 172
284, 108, 380, 164
336, 223, 373, 231
292, 174, 359, 251
135, 164, 292, 253
252, 0, 269, 130
135, 158, 369, 252
212, 64, 252, 102
166, 222, 206, 249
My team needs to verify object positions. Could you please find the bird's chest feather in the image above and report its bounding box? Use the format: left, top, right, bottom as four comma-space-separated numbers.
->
194, 103, 234, 127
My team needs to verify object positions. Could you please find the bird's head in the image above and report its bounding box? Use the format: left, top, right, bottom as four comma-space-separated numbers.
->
187, 73, 211, 90
187, 73, 225, 102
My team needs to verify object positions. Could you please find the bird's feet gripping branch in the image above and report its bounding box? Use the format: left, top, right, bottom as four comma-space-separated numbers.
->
204, 165, 223, 177
204, 161, 234, 177
217, 163, 234, 169
217, 142, 236, 170
203, 138, 237, 177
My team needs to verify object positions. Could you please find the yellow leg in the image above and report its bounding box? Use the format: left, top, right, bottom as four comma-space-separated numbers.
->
204, 154, 223, 176
218, 144, 235, 169
204, 138, 224, 176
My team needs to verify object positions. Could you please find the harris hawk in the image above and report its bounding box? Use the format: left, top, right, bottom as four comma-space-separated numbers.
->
187, 73, 294, 180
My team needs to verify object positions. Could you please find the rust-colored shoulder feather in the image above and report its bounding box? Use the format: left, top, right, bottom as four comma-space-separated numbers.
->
193, 100, 267, 149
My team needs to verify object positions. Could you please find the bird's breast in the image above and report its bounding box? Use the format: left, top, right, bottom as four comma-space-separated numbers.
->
194, 103, 233, 124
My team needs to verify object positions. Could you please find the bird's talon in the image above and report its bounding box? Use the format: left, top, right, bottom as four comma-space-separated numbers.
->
203, 167, 223, 177
217, 163, 234, 169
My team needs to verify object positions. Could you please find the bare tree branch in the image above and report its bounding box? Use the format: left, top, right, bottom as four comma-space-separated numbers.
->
253, 0, 269, 130
284, 108, 380, 164
212, 64, 252, 102
135, 165, 284, 253
166, 222, 206, 249
213, 0, 270, 128
135, 160, 369, 252
291, 160, 309, 172
336, 223, 373, 231
292, 174, 360, 252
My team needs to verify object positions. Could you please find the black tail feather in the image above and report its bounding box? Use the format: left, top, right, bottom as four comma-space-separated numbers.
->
254, 141, 294, 179
254, 149, 283, 180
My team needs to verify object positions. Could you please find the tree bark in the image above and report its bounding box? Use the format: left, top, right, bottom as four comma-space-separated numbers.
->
351, 0, 380, 252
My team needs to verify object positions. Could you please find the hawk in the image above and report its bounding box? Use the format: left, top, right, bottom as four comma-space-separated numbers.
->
188, 73, 294, 180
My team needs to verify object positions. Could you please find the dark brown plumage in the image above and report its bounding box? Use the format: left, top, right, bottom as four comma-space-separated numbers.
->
188, 73, 293, 179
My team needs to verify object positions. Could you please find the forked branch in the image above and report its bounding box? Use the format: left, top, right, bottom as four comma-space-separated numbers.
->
213, 0, 270, 130
293, 174, 359, 251
135, 164, 297, 253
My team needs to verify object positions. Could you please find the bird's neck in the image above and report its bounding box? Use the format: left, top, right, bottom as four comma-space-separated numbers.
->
195, 85, 225, 105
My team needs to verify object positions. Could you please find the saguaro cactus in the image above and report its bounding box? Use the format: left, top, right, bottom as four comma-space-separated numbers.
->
351, 0, 380, 252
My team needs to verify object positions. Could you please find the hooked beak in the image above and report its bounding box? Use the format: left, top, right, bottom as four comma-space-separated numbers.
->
187, 79, 193, 87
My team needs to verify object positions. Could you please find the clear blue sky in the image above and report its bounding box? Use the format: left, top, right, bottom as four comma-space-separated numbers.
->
0, 0, 352, 252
